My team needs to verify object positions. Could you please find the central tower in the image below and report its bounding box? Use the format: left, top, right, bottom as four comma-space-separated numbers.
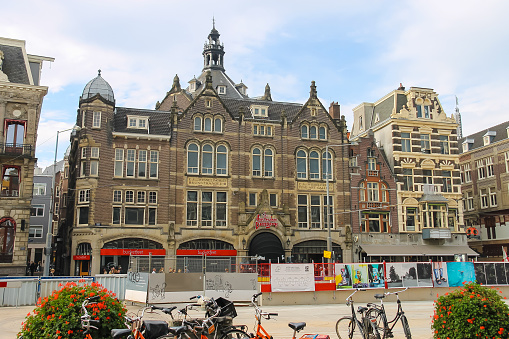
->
202, 20, 225, 71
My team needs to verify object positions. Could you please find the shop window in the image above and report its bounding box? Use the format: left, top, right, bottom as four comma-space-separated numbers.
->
0, 218, 15, 263
1, 166, 20, 197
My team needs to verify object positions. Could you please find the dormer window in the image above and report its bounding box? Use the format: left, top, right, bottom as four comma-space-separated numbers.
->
251, 105, 269, 118
127, 116, 149, 130
462, 138, 474, 152
189, 82, 195, 92
483, 131, 496, 145
217, 86, 226, 95
415, 97, 431, 119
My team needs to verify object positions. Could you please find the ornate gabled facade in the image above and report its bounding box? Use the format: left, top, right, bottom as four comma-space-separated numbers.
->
349, 85, 475, 261
66, 25, 351, 276
459, 121, 509, 258
0, 37, 53, 275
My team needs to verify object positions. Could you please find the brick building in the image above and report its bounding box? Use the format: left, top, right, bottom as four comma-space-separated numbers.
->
0, 37, 53, 275
349, 85, 476, 261
66, 25, 351, 275
349, 131, 399, 262
459, 120, 509, 258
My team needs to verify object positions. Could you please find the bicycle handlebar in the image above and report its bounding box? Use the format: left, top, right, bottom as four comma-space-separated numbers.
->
346, 288, 366, 302
384, 287, 408, 296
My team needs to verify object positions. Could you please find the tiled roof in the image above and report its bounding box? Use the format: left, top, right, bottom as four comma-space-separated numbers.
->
114, 107, 172, 136
220, 97, 303, 122
459, 120, 509, 152
191, 69, 246, 99
0, 44, 30, 84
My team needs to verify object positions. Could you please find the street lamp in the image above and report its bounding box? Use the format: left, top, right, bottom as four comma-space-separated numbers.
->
325, 143, 351, 263
44, 125, 80, 276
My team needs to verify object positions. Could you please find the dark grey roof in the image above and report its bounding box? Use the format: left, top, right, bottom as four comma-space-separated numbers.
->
0, 44, 30, 84
114, 107, 171, 136
459, 120, 509, 153
220, 97, 303, 121
190, 69, 246, 99
81, 71, 115, 103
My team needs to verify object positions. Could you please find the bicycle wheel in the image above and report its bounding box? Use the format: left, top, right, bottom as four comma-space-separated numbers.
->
365, 308, 386, 338
363, 316, 381, 339
336, 316, 364, 339
220, 329, 250, 339
400, 315, 411, 339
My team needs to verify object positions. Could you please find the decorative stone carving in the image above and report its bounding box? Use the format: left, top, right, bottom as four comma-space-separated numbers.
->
0, 50, 9, 82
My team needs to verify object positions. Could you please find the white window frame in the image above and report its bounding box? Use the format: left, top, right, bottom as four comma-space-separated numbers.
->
126, 115, 149, 130
480, 188, 489, 208
114, 149, 124, 177
464, 163, 472, 182
138, 150, 147, 178
91, 147, 99, 158
78, 189, 90, 203
486, 157, 494, 177
217, 86, 226, 94
489, 187, 497, 207
29, 225, 43, 238
126, 149, 136, 178
33, 183, 46, 196
92, 111, 101, 128
505, 151, 509, 173
466, 191, 474, 211
149, 151, 159, 178
125, 190, 134, 203
251, 105, 269, 117
148, 191, 157, 204
113, 190, 122, 203
31, 204, 44, 217
477, 159, 486, 179
90, 160, 99, 176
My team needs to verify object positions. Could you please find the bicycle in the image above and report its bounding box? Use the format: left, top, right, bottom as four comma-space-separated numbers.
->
111, 304, 176, 339
248, 292, 309, 339
81, 295, 102, 338
365, 288, 411, 339
335, 289, 380, 339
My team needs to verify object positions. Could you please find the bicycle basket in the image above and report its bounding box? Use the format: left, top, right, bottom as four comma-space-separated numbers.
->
215, 297, 237, 318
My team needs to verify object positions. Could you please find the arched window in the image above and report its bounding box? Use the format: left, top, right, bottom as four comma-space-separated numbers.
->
202, 144, 213, 174
319, 126, 326, 140
214, 118, 222, 133
301, 125, 308, 139
309, 151, 320, 179
0, 217, 15, 263
252, 148, 261, 176
322, 151, 332, 179
264, 149, 273, 177
204, 117, 212, 132
310, 126, 317, 139
216, 145, 227, 175
297, 150, 307, 179
187, 143, 199, 174
194, 117, 202, 131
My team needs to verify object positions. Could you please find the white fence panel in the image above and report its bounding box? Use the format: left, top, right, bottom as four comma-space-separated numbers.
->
0, 278, 39, 306
96, 274, 127, 300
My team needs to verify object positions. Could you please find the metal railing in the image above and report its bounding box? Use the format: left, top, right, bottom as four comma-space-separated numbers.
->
0, 143, 34, 156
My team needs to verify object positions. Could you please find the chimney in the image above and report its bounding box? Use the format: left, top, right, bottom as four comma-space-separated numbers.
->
329, 101, 341, 119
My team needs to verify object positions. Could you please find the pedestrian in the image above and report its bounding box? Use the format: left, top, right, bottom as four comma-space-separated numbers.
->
152, 268, 156, 274
103, 267, 108, 274
30, 261, 36, 276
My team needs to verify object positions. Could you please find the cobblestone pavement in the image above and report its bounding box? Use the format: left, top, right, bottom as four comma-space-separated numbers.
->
1, 300, 435, 339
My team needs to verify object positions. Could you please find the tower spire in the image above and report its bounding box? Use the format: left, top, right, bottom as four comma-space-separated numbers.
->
203, 20, 225, 71
455, 96, 463, 138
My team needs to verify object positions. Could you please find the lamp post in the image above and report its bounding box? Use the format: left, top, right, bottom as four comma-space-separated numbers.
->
44, 126, 80, 276
325, 143, 351, 263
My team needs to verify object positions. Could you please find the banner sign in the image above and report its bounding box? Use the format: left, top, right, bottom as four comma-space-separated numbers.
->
100, 249, 166, 256
176, 249, 237, 256
73, 255, 90, 261
255, 213, 278, 229
271, 264, 314, 292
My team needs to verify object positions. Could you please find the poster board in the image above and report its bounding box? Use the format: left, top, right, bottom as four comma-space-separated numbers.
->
125, 272, 150, 303
270, 264, 315, 292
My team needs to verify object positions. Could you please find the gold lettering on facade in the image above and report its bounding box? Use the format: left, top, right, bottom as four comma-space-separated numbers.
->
188, 176, 228, 187
297, 182, 332, 191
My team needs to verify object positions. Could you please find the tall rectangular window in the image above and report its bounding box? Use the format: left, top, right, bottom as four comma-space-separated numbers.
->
486, 157, 494, 177
439, 135, 449, 154
466, 191, 474, 210
138, 150, 147, 178
368, 158, 376, 171
78, 207, 89, 225
323, 195, 334, 229
298, 195, 308, 228
187, 191, 198, 226
480, 188, 489, 208
113, 190, 122, 203
149, 151, 158, 178
401, 132, 411, 152
113, 207, 121, 224
148, 208, 156, 225
249, 193, 257, 206
148, 191, 157, 204
125, 190, 134, 203
489, 187, 497, 207
90, 161, 98, 176
310, 195, 321, 229
126, 150, 135, 177
367, 182, 379, 201
201, 192, 212, 227
1, 166, 19, 196
90, 147, 99, 158
216, 192, 227, 226
406, 208, 416, 232
114, 149, 124, 177
78, 189, 90, 203
270, 193, 277, 207
442, 170, 452, 193
464, 163, 472, 182
423, 169, 433, 185
477, 159, 486, 179
506, 151, 509, 173
137, 191, 146, 204
402, 168, 413, 191
420, 134, 430, 154
92, 111, 101, 128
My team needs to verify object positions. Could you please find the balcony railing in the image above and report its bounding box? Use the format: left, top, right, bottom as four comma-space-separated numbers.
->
367, 170, 379, 177
0, 143, 34, 156
0, 190, 19, 197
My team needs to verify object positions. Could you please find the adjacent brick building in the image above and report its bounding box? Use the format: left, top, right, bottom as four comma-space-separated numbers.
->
66, 25, 351, 275
459, 120, 509, 258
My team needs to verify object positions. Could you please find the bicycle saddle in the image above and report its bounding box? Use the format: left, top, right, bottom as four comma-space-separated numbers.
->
163, 306, 178, 314
289, 322, 306, 331
374, 294, 385, 299
357, 306, 369, 313
169, 326, 188, 335
111, 328, 133, 338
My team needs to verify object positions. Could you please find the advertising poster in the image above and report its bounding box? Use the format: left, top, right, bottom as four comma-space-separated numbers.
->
401, 263, 419, 287
474, 262, 487, 285
368, 263, 385, 288
485, 263, 497, 285
416, 263, 433, 287
446, 262, 476, 287
271, 264, 315, 292
386, 263, 404, 288
351, 264, 369, 288
335, 264, 353, 289
432, 262, 449, 287
495, 263, 507, 285
125, 272, 150, 303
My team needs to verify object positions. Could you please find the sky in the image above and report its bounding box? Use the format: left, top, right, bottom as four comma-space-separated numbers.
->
2, 1, 509, 169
